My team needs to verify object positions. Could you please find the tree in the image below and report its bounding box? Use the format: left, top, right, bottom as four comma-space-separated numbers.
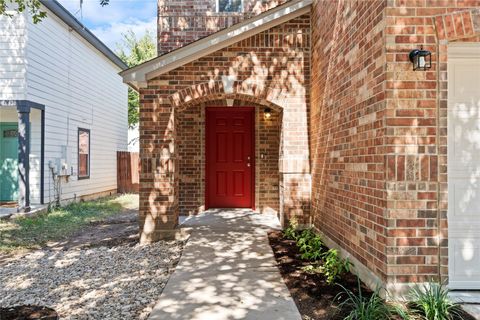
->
0, 0, 109, 23
0, 0, 45, 22
116, 30, 156, 128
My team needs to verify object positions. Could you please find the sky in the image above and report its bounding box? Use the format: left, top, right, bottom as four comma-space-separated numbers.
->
56, 0, 157, 52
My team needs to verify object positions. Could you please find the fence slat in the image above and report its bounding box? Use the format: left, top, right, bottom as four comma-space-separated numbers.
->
117, 151, 140, 193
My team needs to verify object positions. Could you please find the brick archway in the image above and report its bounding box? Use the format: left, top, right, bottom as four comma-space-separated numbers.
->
137, 13, 312, 243
173, 98, 282, 218
139, 87, 311, 243
169, 80, 292, 112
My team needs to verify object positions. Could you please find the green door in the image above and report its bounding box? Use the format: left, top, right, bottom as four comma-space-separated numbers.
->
0, 123, 18, 202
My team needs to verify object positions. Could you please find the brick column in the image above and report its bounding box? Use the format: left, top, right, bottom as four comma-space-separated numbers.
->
139, 92, 178, 243
279, 100, 311, 226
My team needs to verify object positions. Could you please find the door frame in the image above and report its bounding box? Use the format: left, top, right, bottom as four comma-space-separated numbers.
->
205, 106, 255, 210
0, 122, 19, 202
447, 42, 480, 289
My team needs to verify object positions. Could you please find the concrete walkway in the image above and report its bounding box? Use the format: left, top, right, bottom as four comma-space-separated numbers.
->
148, 209, 301, 320
450, 292, 480, 319
0, 204, 47, 220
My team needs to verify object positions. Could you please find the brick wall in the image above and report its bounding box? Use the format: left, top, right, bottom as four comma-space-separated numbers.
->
157, 0, 289, 54
139, 14, 311, 242
384, 0, 480, 291
311, 0, 480, 292
310, 0, 388, 282
177, 105, 204, 215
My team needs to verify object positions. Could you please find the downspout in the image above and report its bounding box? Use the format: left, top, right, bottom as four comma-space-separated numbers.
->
308, 6, 313, 228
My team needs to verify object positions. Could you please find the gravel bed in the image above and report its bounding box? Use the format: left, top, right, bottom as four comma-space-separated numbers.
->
0, 241, 184, 319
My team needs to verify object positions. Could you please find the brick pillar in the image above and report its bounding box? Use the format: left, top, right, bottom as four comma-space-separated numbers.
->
139, 91, 178, 243
279, 101, 311, 226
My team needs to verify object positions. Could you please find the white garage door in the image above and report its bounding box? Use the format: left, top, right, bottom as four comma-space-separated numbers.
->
448, 43, 480, 289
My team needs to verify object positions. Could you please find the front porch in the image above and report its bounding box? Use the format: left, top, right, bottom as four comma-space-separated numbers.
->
0, 100, 45, 212
118, 0, 313, 242
138, 92, 312, 243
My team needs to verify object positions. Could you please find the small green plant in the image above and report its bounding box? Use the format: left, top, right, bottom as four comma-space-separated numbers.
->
408, 282, 463, 320
296, 228, 315, 250
337, 280, 398, 320
296, 229, 324, 260
301, 264, 323, 274
321, 248, 352, 285
283, 216, 299, 240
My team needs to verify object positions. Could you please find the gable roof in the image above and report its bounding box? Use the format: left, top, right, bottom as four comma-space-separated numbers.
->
39, 0, 127, 70
120, 0, 312, 90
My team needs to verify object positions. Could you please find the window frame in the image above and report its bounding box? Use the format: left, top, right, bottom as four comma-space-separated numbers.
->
216, 0, 243, 13
77, 128, 91, 180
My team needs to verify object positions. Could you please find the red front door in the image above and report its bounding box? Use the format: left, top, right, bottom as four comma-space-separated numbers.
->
206, 107, 254, 209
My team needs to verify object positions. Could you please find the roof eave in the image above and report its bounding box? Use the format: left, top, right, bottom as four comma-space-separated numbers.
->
121, 0, 312, 88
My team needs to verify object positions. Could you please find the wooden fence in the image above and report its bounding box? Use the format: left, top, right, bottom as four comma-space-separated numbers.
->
117, 151, 140, 194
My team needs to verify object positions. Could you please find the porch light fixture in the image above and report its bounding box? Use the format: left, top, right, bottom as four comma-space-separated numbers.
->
409, 47, 432, 71
264, 108, 272, 120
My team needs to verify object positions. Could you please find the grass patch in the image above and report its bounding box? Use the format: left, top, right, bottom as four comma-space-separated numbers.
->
0, 194, 138, 252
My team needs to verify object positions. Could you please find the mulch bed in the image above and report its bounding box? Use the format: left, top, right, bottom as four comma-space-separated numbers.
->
0, 306, 58, 320
268, 230, 371, 319
268, 230, 477, 320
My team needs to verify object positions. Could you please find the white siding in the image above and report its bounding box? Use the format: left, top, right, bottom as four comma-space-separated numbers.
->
0, 12, 27, 100
23, 7, 128, 203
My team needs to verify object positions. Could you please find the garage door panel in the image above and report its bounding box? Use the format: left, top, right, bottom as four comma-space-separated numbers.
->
448, 44, 480, 289
449, 111, 480, 170
451, 63, 480, 100
451, 240, 480, 277
449, 182, 480, 217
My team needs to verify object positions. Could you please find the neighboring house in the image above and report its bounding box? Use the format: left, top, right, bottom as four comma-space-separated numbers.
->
121, 0, 480, 295
128, 125, 139, 152
0, 0, 128, 211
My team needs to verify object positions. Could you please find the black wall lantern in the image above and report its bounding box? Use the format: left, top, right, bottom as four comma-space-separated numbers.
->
409, 47, 432, 71
264, 108, 272, 120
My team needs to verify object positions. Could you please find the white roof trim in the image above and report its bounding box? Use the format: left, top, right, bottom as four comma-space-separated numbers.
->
120, 0, 312, 89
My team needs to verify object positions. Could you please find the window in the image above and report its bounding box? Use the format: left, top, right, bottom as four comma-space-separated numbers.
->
217, 0, 242, 12
78, 128, 90, 179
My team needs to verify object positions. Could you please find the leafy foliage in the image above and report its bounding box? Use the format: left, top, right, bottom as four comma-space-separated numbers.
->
283, 216, 299, 240
116, 30, 156, 128
296, 229, 324, 260
0, 0, 45, 23
337, 281, 400, 320
0, 0, 110, 23
321, 248, 352, 285
408, 282, 463, 320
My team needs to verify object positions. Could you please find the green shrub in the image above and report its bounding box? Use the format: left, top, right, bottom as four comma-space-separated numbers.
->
408, 282, 463, 320
321, 248, 352, 285
283, 216, 299, 240
296, 229, 324, 260
337, 281, 399, 320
